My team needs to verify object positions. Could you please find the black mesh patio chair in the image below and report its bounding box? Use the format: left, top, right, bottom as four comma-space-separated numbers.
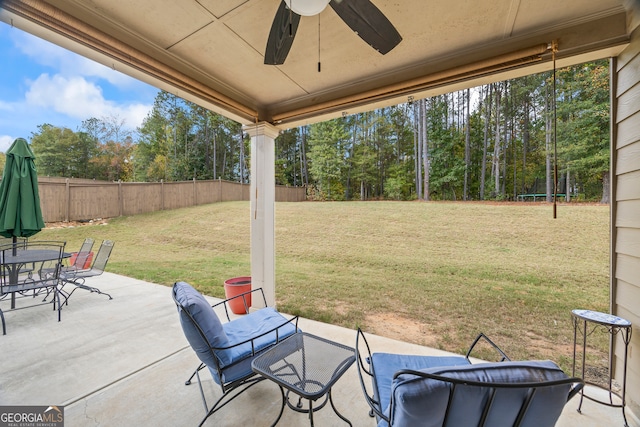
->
172, 281, 300, 426
41, 237, 95, 303
0, 237, 27, 250
60, 239, 114, 301
0, 237, 31, 275
356, 328, 584, 427
0, 241, 66, 335
66, 237, 95, 272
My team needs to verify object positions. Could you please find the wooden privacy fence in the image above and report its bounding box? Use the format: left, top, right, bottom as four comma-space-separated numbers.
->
37, 177, 307, 223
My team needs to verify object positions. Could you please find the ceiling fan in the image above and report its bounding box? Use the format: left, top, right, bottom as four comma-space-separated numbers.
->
264, 0, 402, 65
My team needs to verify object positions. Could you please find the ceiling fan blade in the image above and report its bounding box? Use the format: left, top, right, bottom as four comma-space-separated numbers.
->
329, 0, 402, 55
265, 0, 301, 65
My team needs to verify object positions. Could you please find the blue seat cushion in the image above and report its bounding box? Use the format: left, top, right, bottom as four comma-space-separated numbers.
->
370, 352, 470, 424
174, 281, 229, 369
388, 360, 571, 427
211, 307, 299, 384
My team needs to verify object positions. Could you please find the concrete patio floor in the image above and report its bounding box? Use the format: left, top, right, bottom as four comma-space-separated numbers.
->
0, 272, 636, 426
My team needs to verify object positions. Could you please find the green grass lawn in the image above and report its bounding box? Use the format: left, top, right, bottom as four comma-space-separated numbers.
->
39, 200, 609, 370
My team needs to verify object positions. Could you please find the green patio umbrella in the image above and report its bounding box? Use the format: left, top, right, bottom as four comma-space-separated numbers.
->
0, 138, 45, 249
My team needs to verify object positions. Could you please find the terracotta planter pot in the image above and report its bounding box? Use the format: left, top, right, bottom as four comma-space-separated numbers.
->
223, 276, 252, 314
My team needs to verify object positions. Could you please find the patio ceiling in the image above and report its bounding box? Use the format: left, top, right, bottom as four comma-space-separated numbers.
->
0, 0, 630, 128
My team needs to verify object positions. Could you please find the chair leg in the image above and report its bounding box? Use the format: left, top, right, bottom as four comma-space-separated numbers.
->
57, 286, 70, 306
191, 373, 266, 427
0, 309, 5, 335
55, 287, 62, 322
185, 363, 206, 386
48, 286, 61, 319
195, 367, 209, 413
64, 278, 113, 300
40, 286, 55, 302
184, 364, 211, 413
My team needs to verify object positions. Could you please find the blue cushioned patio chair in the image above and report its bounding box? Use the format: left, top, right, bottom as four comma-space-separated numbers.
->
172, 281, 300, 426
356, 328, 583, 427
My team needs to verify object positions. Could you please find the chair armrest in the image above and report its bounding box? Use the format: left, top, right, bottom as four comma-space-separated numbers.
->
355, 328, 389, 423
212, 287, 269, 322
567, 380, 585, 401
465, 332, 510, 362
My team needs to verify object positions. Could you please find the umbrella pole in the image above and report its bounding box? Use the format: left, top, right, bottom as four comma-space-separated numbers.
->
10, 236, 17, 308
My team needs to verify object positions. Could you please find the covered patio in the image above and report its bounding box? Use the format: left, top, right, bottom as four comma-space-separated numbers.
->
2, 0, 640, 423
0, 273, 632, 426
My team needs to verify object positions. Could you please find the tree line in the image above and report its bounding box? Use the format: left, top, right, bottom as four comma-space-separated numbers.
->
18, 59, 609, 202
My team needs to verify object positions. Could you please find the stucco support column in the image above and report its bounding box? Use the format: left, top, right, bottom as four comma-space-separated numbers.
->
243, 122, 280, 308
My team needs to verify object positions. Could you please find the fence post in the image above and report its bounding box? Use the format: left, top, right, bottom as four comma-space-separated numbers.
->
118, 181, 123, 217
193, 177, 197, 206
65, 178, 70, 222
161, 180, 164, 210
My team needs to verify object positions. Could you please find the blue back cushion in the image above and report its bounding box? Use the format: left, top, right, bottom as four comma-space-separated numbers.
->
388, 360, 571, 427
173, 281, 229, 369
370, 352, 470, 424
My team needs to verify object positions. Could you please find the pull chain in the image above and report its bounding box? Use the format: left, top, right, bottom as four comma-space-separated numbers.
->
318, 14, 321, 72
289, 0, 293, 36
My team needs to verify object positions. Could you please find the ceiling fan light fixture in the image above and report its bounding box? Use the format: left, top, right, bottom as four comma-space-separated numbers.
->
284, 0, 330, 16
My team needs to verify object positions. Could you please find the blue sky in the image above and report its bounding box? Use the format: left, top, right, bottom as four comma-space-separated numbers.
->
0, 22, 160, 153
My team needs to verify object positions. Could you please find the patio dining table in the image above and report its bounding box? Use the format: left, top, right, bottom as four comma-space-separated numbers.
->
0, 245, 70, 309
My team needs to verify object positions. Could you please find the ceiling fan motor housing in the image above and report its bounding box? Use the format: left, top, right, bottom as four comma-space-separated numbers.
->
284, 0, 331, 16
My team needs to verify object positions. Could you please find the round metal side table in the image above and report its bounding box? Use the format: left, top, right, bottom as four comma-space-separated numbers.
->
572, 309, 632, 426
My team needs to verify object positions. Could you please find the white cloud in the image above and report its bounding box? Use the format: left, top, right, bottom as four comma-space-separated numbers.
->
0, 26, 158, 149
24, 74, 151, 129
0, 135, 15, 153
26, 74, 105, 117
0, 136, 15, 153
124, 103, 154, 129
12, 30, 141, 89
